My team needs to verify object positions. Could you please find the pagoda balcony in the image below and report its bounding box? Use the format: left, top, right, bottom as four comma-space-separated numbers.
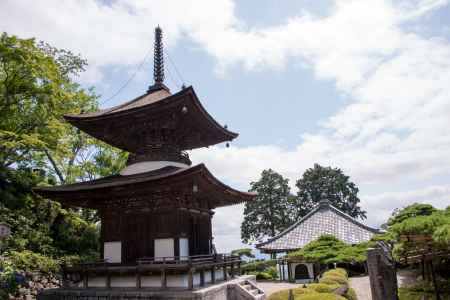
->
62, 254, 242, 290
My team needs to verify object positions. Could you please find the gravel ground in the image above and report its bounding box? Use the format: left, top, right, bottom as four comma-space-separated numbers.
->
258, 278, 373, 298
349, 276, 372, 300
258, 272, 417, 299
256, 281, 302, 296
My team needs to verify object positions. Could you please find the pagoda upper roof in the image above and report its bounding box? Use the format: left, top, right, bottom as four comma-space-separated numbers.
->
256, 200, 379, 253
64, 86, 238, 152
34, 164, 254, 210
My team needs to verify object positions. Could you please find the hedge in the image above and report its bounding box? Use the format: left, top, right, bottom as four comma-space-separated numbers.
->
267, 268, 356, 300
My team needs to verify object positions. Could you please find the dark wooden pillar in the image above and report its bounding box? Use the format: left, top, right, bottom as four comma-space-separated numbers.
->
174, 237, 180, 258
211, 267, 216, 283
99, 210, 105, 260
106, 271, 111, 288
287, 262, 292, 282
136, 268, 141, 289
200, 269, 205, 286
223, 265, 228, 281
161, 268, 167, 288
83, 271, 88, 288
188, 268, 195, 290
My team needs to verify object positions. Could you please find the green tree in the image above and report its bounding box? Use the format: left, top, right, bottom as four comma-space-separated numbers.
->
387, 204, 450, 247
241, 169, 295, 247
294, 164, 366, 219
0, 32, 126, 260
288, 235, 371, 264
1, 33, 93, 168
231, 248, 255, 260
387, 203, 437, 226
0, 32, 127, 183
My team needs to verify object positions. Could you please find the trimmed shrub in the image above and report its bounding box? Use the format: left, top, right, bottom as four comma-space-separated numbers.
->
267, 268, 356, 300
307, 283, 341, 293
255, 272, 273, 280
296, 293, 347, 300
268, 288, 314, 300
321, 274, 348, 285
344, 288, 357, 300
242, 259, 277, 273
266, 266, 278, 279
324, 268, 348, 279
319, 277, 344, 286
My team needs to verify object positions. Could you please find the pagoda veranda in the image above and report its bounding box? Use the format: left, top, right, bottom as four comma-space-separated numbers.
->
34, 27, 255, 291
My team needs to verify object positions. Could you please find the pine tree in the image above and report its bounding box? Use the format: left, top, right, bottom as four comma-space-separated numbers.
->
294, 164, 366, 219
241, 169, 295, 246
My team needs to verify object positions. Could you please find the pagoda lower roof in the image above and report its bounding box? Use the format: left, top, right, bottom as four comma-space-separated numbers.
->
64, 86, 238, 152
33, 164, 254, 210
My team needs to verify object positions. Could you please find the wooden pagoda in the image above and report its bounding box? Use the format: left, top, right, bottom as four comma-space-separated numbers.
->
34, 27, 255, 292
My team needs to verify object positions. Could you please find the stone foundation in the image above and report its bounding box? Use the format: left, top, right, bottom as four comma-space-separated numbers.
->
38, 275, 257, 300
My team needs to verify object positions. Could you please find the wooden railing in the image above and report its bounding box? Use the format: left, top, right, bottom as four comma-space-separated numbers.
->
136, 253, 240, 265
62, 254, 242, 290
397, 234, 450, 300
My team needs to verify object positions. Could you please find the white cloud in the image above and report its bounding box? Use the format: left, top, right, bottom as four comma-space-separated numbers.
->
3, 0, 450, 251
363, 185, 450, 226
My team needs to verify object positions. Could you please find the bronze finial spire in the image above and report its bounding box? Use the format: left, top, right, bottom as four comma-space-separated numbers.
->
148, 26, 169, 92
153, 26, 164, 84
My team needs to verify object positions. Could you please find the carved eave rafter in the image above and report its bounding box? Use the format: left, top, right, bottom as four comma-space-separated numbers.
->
33, 164, 255, 210
64, 87, 238, 153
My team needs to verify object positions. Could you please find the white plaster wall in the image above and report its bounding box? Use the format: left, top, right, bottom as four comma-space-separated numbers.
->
104, 241, 121, 263
205, 270, 212, 282
154, 238, 174, 260
141, 276, 161, 287
216, 269, 224, 280
110, 276, 136, 287
167, 274, 188, 287
80, 270, 227, 289
179, 238, 189, 259
277, 263, 289, 280
120, 161, 188, 175
193, 273, 201, 286
88, 277, 106, 287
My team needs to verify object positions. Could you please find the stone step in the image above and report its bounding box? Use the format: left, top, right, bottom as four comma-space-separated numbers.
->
250, 289, 260, 295
238, 281, 266, 299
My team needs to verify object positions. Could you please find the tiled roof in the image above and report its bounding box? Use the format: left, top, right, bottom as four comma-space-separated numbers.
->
64, 88, 171, 119
33, 164, 256, 209
257, 201, 379, 252
63, 86, 238, 152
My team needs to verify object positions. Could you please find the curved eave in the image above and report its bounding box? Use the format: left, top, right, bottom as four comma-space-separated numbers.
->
33, 164, 254, 209
196, 163, 256, 206
64, 87, 238, 151
188, 87, 238, 141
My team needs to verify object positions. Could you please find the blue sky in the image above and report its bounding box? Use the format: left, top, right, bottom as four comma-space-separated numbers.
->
2, 0, 450, 252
